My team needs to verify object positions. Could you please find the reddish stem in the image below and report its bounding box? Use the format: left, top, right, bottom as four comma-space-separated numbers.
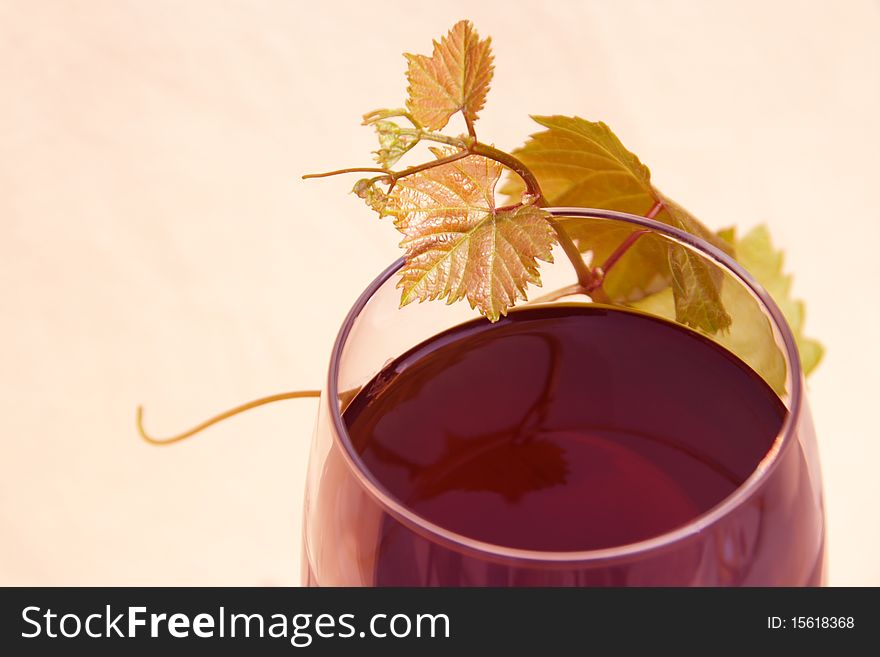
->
645, 198, 664, 219
464, 115, 477, 139
600, 229, 651, 276
600, 198, 665, 275
586, 197, 666, 295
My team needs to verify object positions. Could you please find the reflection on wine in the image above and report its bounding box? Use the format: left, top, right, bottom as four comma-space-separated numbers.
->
304, 305, 825, 586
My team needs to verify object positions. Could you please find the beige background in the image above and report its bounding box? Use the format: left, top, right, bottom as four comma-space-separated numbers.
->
1, 0, 878, 585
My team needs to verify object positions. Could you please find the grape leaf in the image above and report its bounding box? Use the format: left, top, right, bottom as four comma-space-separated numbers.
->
502, 115, 731, 332
371, 120, 418, 168
387, 149, 555, 321
668, 241, 730, 334
661, 196, 731, 332
501, 116, 650, 207
634, 225, 824, 392
405, 20, 494, 131
352, 178, 391, 217
724, 225, 824, 375
633, 272, 788, 394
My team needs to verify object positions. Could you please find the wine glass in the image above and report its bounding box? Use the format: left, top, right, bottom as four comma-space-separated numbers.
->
301, 208, 825, 586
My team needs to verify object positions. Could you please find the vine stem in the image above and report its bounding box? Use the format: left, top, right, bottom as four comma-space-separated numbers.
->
303, 167, 389, 180
645, 198, 664, 219
601, 229, 650, 276
137, 391, 320, 446
526, 283, 584, 304
542, 198, 666, 301
145, 138, 666, 447
596, 198, 664, 277
597, 199, 666, 286
464, 115, 477, 139
386, 150, 470, 185
468, 141, 597, 291
547, 218, 597, 291
303, 129, 598, 292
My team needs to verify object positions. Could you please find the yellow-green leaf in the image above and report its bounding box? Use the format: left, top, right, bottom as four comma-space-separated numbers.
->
372, 120, 418, 168
726, 225, 824, 375
352, 178, 391, 217
668, 244, 730, 333
632, 277, 788, 395
503, 115, 730, 331
633, 225, 824, 393
501, 115, 652, 208
388, 150, 555, 321
405, 20, 494, 131
661, 196, 731, 332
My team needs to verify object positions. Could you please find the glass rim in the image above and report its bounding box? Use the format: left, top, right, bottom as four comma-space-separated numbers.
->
326, 207, 804, 566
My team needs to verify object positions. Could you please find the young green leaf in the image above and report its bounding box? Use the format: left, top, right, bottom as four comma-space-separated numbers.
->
661, 195, 731, 331
405, 20, 494, 131
308, 22, 821, 377
724, 225, 824, 375
633, 273, 788, 395
668, 243, 730, 334
633, 224, 824, 392
372, 121, 419, 168
502, 115, 731, 331
352, 178, 391, 216
500, 115, 653, 211
387, 149, 555, 321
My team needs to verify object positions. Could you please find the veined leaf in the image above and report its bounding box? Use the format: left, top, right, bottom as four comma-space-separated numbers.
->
633, 275, 788, 395
668, 244, 730, 334
634, 224, 824, 392
661, 196, 731, 331
387, 150, 555, 321
500, 116, 653, 210
725, 225, 824, 375
405, 20, 494, 131
503, 115, 731, 332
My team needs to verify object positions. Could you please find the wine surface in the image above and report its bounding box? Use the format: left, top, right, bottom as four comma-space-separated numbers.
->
344, 305, 786, 553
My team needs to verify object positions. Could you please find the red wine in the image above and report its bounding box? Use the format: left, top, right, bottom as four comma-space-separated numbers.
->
344, 305, 785, 554
305, 304, 824, 585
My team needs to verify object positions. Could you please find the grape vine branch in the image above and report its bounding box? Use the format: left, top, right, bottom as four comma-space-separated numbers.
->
137, 19, 823, 446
